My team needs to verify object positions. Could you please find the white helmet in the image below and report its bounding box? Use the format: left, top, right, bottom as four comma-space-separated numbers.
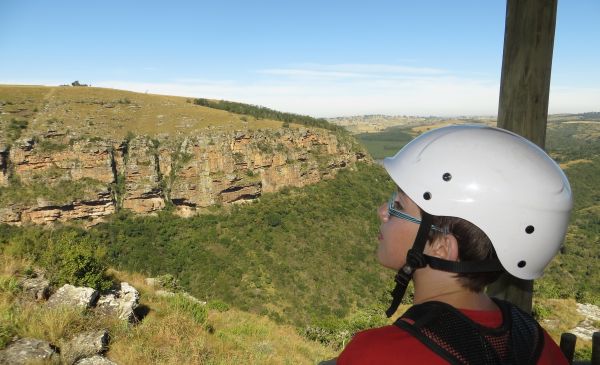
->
383, 125, 572, 280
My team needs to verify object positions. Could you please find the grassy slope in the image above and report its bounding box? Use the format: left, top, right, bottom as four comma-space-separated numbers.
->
0, 254, 336, 364
0, 85, 285, 142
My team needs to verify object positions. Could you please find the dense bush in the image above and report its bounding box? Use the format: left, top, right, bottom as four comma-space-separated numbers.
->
302, 307, 388, 349
356, 126, 414, 160
193, 98, 346, 133
85, 162, 395, 326
1, 229, 113, 291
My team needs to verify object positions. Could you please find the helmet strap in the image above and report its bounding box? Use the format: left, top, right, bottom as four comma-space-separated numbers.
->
385, 211, 433, 318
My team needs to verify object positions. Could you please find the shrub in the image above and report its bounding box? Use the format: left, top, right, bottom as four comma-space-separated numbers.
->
207, 299, 230, 312
6, 118, 28, 141
165, 294, 207, 324
302, 307, 387, 349
0, 276, 20, 296
155, 274, 182, 292
41, 231, 113, 291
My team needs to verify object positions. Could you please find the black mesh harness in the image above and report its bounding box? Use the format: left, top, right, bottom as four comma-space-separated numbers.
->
394, 298, 544, 365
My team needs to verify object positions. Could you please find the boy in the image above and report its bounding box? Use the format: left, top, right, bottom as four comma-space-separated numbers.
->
338, 125, 572, 364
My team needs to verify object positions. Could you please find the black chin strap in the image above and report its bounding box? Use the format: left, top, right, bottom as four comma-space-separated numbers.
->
385, 212, 505, 318
385, 212, 434, 318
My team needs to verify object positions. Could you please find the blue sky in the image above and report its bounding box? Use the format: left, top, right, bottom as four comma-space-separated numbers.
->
1, 1, 598, 117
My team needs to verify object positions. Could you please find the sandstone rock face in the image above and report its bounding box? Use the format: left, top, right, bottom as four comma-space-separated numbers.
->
0, 338, 59, 365
61, 330, 109, 365
9, 138, 115, 185
47, 284, 99, 309
0, 127, 368, 224
96, 282, 139, 322
121, 137, 165, 213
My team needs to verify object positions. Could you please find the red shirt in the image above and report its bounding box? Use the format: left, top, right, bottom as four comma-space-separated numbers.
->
338, 307, 568, 364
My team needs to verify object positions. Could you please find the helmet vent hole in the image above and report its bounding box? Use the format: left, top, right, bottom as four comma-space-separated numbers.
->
442, 173, 452, 181
525, 225, 535, 234
423, 192, 432, 200
518, 261, 526, 268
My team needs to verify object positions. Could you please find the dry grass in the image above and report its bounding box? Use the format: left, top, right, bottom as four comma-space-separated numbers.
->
0, 254, 31, 276
560, 159, 593, 169
535, 297, 589, 352
0, 84, 286, 141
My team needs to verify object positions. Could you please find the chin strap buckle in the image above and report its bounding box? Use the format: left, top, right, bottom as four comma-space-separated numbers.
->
386, 249, 429, 318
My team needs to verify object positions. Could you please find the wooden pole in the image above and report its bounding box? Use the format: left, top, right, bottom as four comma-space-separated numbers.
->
487, 0, 558, 313
560, 332, 576, 365
593, 332, 600, 365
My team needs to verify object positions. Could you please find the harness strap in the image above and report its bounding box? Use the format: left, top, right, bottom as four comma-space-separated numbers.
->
394, 298, 544, 365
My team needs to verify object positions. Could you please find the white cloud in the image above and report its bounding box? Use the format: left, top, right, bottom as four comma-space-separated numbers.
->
94, 63, 499, 117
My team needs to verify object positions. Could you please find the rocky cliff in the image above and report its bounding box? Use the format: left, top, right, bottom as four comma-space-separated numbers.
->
0, 128, 367, 226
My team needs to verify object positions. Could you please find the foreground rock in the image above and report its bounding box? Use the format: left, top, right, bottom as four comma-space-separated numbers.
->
96, 282, 139, 322
47, 284, 99, 309
0, 338, 59, 365
75, 355, 118, 365
61, 330, 109, 365
18, 272, 50, 300
570, 303, 600, 341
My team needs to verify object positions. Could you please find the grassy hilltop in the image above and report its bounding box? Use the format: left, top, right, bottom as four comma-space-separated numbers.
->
0, 84, 284, 141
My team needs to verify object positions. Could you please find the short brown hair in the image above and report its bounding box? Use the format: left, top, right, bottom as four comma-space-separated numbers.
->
427, 215, 502, 292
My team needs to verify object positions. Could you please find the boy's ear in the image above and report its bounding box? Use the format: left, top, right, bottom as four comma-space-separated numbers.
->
428, 234, 459, 261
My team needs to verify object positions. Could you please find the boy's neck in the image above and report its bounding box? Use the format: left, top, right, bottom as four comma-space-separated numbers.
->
413, 269, 498, 311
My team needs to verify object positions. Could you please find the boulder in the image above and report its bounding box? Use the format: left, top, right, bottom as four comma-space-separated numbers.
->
61, 329, 109, 365
47, 284, 99, 309
0, 338, 59, 365
75, 355, 118, 365
19, 274, 50, 300
96, 282, 139, 322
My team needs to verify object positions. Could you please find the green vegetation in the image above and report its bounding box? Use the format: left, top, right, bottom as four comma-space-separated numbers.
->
302, 307, 389, 350
194, 98, 346, 133
4, 118, 29, 142
92, 162, 395, 326
0, 176, 106, 205
34, 137, 69, 153
355, 126, 415, 160
2, 229, 113, 291
0, 163, 395, 330
164, 293, 207, 324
